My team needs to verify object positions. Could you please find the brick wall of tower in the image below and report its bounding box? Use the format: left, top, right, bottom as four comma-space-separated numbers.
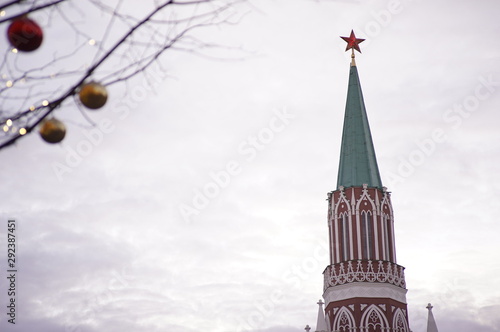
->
324, 298, 410, 331
327, 186, 397, 265
323, 185, 409, 331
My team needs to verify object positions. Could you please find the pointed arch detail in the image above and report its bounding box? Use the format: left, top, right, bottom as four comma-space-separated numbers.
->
356, 187, 376, 212
332, 306, 356, 332
360, 210, 374, 260
334, 190, 351, 215
338, 212, 351, 261
360, 304, 389, 331
380, 192, 394, 218
333, 191, 351, 264
393, 308, 410, 332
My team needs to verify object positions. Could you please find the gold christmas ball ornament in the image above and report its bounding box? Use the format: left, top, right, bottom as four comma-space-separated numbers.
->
79, 82, 108, 109
39, 118, 66, 143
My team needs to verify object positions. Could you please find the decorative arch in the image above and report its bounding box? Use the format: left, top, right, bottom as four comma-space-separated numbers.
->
360, 210, 374, 260
334, 190, 351, 216
356, 187, 376, 212
333, 191, 351, 264
356, 189, 377, 261
381, 213, 392, 261
393, 308, 410, 332
360, 304, 389, 332
338, 212, 351, 261
380, 192, 394, 219
332, 306, 356, 332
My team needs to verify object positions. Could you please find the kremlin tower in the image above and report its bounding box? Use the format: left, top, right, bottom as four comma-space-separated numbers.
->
315, 31, 411, 331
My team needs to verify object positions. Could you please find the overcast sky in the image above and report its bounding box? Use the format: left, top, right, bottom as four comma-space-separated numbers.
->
1, 0, 500, 331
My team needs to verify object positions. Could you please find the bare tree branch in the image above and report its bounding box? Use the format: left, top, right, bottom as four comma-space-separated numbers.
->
0, 0, 243, 150
0, 0, 68, 24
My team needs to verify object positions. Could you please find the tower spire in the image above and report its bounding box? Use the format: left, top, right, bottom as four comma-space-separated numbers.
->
320, 32, 410, 332
315, 300, 327, 332
336, 32, 382, 189
426, 303, 439, 332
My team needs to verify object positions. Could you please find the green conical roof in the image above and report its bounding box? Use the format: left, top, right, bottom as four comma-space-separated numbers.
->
336, 64, 382, 189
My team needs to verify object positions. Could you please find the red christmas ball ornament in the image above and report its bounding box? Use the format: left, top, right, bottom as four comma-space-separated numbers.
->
7, 16, 43, 52
39, 118, 66, 143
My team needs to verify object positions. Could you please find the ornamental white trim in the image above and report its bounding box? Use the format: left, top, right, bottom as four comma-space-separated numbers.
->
380, 191, 394, 217
323, 282, 408, 306
323, 260, 406, 290
334, 189, 351, 216
356, 187, 376, 212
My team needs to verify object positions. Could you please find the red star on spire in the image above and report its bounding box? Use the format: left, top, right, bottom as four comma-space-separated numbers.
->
340, 30, 365, 53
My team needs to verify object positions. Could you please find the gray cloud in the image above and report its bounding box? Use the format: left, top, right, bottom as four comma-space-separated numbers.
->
1, 0, 500, 332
